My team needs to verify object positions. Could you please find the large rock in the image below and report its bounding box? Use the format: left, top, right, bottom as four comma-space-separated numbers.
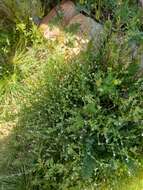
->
67, 14, 103, 51
39, 0, 78, 34
39, 0, 103, 58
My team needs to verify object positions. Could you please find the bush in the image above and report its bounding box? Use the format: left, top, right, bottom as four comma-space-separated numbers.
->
0, 0, 143, 190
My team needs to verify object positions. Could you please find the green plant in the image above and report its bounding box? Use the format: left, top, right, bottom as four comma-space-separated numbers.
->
0, 0, 143, 190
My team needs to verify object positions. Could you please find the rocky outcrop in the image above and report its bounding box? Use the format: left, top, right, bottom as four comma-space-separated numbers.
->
39, 0, 103, 58
67, 14, 103, 50
39, 0, 78, 33
38, 0, 142, 71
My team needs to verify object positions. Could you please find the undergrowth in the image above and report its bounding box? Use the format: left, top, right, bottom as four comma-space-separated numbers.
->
0, 0, 143, 190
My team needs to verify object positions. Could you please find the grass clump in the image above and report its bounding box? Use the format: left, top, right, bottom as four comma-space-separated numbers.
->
0, 0, 143, 190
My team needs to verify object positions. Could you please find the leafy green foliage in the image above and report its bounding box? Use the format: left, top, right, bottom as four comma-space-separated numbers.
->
0, 0, 143, 190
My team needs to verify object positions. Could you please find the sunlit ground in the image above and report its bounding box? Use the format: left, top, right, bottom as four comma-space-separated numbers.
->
116, 171, 143, 190
0, 123, 15, 140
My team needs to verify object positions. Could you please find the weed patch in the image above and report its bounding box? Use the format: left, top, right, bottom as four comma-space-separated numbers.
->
0, 0, 143, 190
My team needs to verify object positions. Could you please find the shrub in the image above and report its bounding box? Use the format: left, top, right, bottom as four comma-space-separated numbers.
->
0, 0, 143, 190
1, 34, 142, 189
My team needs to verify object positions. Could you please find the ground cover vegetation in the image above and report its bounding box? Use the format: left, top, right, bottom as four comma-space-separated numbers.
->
0, 0, 143, 189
